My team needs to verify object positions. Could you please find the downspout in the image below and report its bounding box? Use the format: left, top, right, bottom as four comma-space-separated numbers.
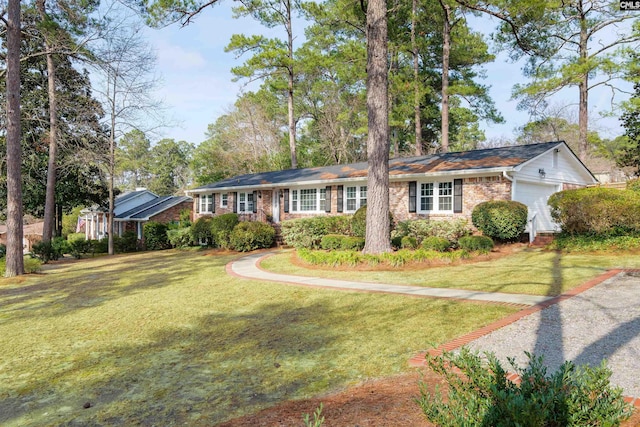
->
502, 171, 514, 200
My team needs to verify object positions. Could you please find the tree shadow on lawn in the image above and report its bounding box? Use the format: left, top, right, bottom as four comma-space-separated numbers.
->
0, 300, 341, 426
0, 251, 237, 323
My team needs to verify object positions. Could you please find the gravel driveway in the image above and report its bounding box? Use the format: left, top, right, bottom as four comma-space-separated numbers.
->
466, 271, 640, 398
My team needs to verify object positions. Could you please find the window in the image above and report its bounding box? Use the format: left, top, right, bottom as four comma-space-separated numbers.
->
289, 187, 329, 213
419, 181, 453, 213
439, 182, 452, 211
345, 185, 367, 212
238, 192, 254, 213
200, 194, 213, 213
221, 193, 228, 208
420, 183, 433, 211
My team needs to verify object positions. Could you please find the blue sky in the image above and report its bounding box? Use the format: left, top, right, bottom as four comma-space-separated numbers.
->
143, 3, 628, 146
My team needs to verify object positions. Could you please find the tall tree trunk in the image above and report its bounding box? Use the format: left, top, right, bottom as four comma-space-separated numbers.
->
412, 0, 422, 156
5, 0, 24, 277
439, 0, 451, 153
578, 10, 589, 161
108, 76, 116, 256
285, 0, 297, 168
363, 0, 392, 255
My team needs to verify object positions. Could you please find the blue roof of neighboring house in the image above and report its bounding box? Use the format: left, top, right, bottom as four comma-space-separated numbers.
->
116, 196, 192, 221
190, 141, 569, 192
115, 189, 158, 204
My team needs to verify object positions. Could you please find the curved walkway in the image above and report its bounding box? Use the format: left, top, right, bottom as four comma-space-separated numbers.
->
227, 251, 553, 306
228, 252, 640, 405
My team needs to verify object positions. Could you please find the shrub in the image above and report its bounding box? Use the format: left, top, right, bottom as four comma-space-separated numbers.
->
191, 217, 213, 245
627, 178, 640, 192
350, 205, 394, 239
113, 231, 137, 253
421, 236, 451, 252
400, 236, 418, 249
179, 208, 192, 227
548, 187, 640, 235
31, 240, 62, 263
0, 257, 42, 275
392, 218, 472, 245
66, 233, 85, 243
281, 216, 351, 249
229, 221, 275, 252
418, 348, 632, 427
458, 235, 494, 253
320, 234, 346, 250
143, 221, 170, 251
0, 244, 5, 258
210, 213, 239, 248
340, 236, 365, 251
69, 239, 92, 259
471, 200, 528, 241
91, 238, 109, 254
167, 227, 194, 248
391, 236, 403, 249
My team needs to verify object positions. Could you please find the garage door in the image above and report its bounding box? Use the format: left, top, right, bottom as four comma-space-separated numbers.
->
513, 182, 560, 232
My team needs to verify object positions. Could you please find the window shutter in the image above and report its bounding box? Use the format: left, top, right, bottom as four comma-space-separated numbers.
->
408, 181, 417, 213
284, 189, 289, 213
212, 194, 216, 214
325, 186, 332, 213
253, 191, 258, 213
233, 192, 238, 213
454, 179, 463, 213
337, 185, 344, 213
195, 194, 200, 214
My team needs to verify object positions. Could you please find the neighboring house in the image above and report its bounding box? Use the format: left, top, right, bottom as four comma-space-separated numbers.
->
186, 141, 597, 237
0, 221, 44, 253
81, 189, 192, 240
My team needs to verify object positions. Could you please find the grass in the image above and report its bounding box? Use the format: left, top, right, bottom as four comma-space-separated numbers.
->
0, 249, 517, 426
260, 248, 640, 296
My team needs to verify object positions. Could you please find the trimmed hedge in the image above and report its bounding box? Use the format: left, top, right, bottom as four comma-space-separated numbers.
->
471, 200, 528, 241
320, 234, 346, 250
167, 227, 194, 248
458, 235, 494, 253
548, 187, 640, 235
229, 221, 275, 252
191, 217, 213, 245
401, 236, 419, 249
350, 205, 394, 239
340, 236, 365, 251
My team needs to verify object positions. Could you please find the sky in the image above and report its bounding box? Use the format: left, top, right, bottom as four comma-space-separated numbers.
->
142, 3, 629, 147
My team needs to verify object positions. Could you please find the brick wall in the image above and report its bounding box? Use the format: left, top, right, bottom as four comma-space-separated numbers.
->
192, 175, 512, 225
150, 201, 193, 224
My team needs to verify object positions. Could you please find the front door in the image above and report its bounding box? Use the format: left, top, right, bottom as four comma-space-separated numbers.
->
272, 190, 280, 223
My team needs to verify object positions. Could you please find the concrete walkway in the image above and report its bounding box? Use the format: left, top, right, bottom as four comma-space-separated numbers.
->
227, 251, 555, 306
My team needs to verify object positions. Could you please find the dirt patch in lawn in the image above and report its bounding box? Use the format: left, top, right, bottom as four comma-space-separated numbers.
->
218, 369, 640, 426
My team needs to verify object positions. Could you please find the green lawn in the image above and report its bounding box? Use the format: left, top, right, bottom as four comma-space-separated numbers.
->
261, 248, 640, 296
0, 249, 517, 426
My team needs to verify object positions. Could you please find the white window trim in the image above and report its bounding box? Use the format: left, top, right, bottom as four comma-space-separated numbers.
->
237, 191, 255, 214
220, 193, 228, 208
289, 187, 327, 213
344, 185, 367, 213
200, 194, 213, 213
417, 181, 453, 213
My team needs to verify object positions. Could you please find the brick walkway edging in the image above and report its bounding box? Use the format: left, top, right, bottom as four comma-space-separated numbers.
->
408, 268, 640, 408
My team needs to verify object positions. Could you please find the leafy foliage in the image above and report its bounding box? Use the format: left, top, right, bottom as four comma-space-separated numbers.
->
210, 213, 239, 249
421, 236, 451, 252
167, 227, 194, 248
191, 217, 213, 246
548, 187, 640, 235
350, 205, 394, 239
297, 247, 467, 267
400, 236, 418, 250
458, 235, 494, 253
281, 216, 351, 249
31, 237, 68, 263
340, 236, 365, 251
320, 234, 346, 250
0, 257, 41, 275
229, 221, 275, 252
418, 348, 632, 427
471, 200, 528, 241
392, 218, 471, 245
143, 221, 170, 251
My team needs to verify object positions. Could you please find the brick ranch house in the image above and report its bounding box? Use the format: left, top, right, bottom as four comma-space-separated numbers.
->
186, 141, 597, 238
80, 189, 192, 240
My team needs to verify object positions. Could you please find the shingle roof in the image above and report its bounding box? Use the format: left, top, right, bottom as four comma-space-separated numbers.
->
115, 189, 157, 204
116, 196, 191, 221
191, 141, 565, 191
